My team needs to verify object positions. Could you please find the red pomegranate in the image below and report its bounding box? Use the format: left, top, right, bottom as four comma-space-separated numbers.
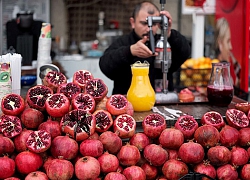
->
38, 118, 62, 139
25, 171, 49, 180
0, 114, 22, 138
238, 127, 250, 147
240, 164, 250, 180
220, 125, 239, 148
225, 108, 249, 129
162, 159, 189, 180
75, 156, 100, 180
85, 78, 108, 102
71, 93, 96, 113
113, 114, 136, 139
79, 139, 104, 158
230, 146, 249, 166
106, 94, 128, 115
117, 143, 141, 166
129, 132, 150, 151
194, 125, 220, 148
93, 109, 113, 133
98, 152, 119, 173
159, 128, 184, 149
15, 151, 43, 175
72, 69, 94, 90
46, 158, 74, 180
216, 164, 238, 180
50, 135, 79, 160
0, 134, 15, 155
193, 161, 216, 180
104, 172, 127, 180
201, 111, 225, 130
13, 129, 33, 152
1, 93, 25, 116
142, 113, 166, 139
141, 162, 158, 180
20, 108, 44, 129
143, 144, 168, 166
175, 115, 198, 140
207, 145, 231, 166
167, 149, 179, 160
0, 156, 15, 179
123, 166, 146, 180
42, 71, 67, 93
99, 131, 122, 154
178, 141, 204, 164
26, 130, 51, 153
235, 102, 250, 114
57, 82, 81, 101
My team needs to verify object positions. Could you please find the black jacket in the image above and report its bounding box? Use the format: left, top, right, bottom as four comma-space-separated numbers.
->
99, 29, 191, 95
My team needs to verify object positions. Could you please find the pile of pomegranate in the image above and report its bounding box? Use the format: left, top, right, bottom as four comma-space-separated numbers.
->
1, 69, 250, 180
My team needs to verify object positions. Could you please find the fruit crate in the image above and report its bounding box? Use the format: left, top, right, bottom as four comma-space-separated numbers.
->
179, 68, 211, 87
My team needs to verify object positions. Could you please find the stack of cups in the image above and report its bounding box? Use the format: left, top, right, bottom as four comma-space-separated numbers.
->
36, 23, 52, 85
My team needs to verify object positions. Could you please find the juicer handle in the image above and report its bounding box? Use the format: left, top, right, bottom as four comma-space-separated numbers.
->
147, 16, 155, 54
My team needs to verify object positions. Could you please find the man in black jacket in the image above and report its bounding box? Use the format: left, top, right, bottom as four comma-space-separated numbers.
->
99, 1, 191, 95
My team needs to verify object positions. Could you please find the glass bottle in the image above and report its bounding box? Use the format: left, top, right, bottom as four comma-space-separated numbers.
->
127, 61, 155, 111
207, 62, 234, 107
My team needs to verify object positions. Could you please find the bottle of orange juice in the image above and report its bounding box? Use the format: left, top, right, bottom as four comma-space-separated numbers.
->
127, 61, 155, 111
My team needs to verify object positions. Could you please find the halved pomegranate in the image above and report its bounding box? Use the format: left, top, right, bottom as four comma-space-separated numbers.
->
85, 78, 108, 102
201, 111, 225, 130
113, 114, 136, 139
142, 113, 166, 139
93, 109, 113, 133
0, 114, 22, 138
45, 93, 70, 118
71, 93, 96, 113
235, 102, 250, 114
57, 82, 81, 101
26, 85, 53, 111
26, 130, 51, 153
225, 108, 249, 129
73, 70, 94, 90
175, 115, 198, 140
60, 109, 96, 141
1, 93, 25, 116
106, 94, 128, 116
43, 71, 67, 93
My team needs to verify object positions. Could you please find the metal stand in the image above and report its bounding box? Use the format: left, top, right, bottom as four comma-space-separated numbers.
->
147, 0, 179, 104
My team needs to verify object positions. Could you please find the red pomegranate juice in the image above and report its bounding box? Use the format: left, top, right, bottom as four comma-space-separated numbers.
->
207, 85, 233, 107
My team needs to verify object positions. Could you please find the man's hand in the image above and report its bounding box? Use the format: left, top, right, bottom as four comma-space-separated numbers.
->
130, 36, 158, 58
160, 11, 172, 38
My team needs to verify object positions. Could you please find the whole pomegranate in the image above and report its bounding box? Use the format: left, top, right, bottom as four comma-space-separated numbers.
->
129, 132, 150, 151
143, 144, 168, 166
46, 158, 74, 180
220, 125, 239, 148
194, 124, 220, 148
25, 171, 49, 180
50, 135, 79, 160
142, 113, 166, 139
230, 146, 249, 166
38, 118, 62, 139
117, 143, 141, 166
240, 164, 250, 180
20, 108, 44, 129
104, 172, 127, 180
0, 156, 15, 179
141, 162, 158, 180
0, 134, 15, 155
13, 129, 33, 152
162, 159, 189, 180
159, 128, 184, 149
238, 127, 250, 147
178, 141, 204, 164
123, 166, 146, 180
75, 156, 101, 180
207, 145, 231, 166
79, 139, 104, 158
15, 151, 43, 175
216, 164, 238, 180
99, 131, 122, 154
193, 161, 216, 180
98, 152, 119, 173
